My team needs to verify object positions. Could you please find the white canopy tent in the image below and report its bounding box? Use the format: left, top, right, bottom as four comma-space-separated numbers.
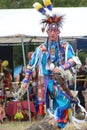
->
0, 7, 87, 44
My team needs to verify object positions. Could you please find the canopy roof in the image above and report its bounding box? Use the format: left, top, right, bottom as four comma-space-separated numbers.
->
76, 36, 87, 51
0, 7, 87, 44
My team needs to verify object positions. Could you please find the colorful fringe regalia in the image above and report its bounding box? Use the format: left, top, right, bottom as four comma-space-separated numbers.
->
25, 39, 79, 128
16, 0, 87, 129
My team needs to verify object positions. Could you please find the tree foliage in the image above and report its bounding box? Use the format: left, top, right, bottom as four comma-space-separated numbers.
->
0, 0, 87, 9
13, 46, 23, 67
78, 51, 87, 64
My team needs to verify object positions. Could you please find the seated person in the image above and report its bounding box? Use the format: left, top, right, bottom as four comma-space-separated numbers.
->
23, 82, 33, 100
16, 66, 26, 88
0, 102, 5, 124
82, 57, 87, 89
14, 102, 24, 121
76, 67, 86, 108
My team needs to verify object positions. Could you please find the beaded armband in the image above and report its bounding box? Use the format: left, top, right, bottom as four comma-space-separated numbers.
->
61, 61, 73, 70
23, 69, 32, 83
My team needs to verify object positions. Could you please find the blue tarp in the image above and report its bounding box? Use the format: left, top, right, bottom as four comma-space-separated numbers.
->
76, 36, 87, 51
14, 65, 22, 78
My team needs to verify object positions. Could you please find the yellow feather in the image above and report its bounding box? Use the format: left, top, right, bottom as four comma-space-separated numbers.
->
33, 2, 43, 11
2, 60, 9, 67
43, 0, 52, 6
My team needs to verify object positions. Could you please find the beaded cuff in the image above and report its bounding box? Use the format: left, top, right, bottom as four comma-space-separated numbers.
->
61, 61, 72, 70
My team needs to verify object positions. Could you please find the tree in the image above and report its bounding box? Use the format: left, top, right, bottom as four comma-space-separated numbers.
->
78, 51, 87, 64
0, 0, 87, 9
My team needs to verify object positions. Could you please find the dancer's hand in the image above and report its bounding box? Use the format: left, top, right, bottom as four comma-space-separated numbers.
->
53, 66, 63, 73
52, 67, 64, 78
21, 82, 28, 90
53, 73, 65, 86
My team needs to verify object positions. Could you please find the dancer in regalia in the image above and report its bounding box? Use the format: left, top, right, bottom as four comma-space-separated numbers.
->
13, 0, 87, 129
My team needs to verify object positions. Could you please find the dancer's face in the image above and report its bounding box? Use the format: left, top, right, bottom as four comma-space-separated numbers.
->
46, 29, 60, 42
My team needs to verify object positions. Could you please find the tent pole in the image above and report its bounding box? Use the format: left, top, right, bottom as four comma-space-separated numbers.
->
27, 84, 31, 122
21, 36, 31, 122
73, 49, 78, 115
21, 36, 26, 67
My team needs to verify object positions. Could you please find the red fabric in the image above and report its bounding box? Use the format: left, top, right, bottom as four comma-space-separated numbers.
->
58, 109, 69, 123
38, 103, 45, 115
29, 94, 34, 100
5, 100, 36, 120
21, 100, 36, 115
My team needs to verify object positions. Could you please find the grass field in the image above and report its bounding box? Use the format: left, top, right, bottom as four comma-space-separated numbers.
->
0, 119, 87, 130
0, 120, 32, 130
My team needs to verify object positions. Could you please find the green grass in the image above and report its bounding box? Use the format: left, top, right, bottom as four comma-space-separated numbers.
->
0, 119, 87, 130
0, 120, 32, 130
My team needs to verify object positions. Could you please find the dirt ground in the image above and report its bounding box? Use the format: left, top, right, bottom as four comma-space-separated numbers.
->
0, 119, 87, 130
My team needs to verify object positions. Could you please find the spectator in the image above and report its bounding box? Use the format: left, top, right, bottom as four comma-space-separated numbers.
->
14, 102, 24, 121
27, 52, 39, 114
27, 52, 33, 63
82, 57, 87, 90
82, 57, 87, 111
0, 102, 5, 124
76, 69, 85, 108
16, 66, 26, 87
0, 59, 13, 104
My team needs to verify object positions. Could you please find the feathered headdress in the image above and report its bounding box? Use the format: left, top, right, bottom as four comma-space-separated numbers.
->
33, 0, 64, 32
